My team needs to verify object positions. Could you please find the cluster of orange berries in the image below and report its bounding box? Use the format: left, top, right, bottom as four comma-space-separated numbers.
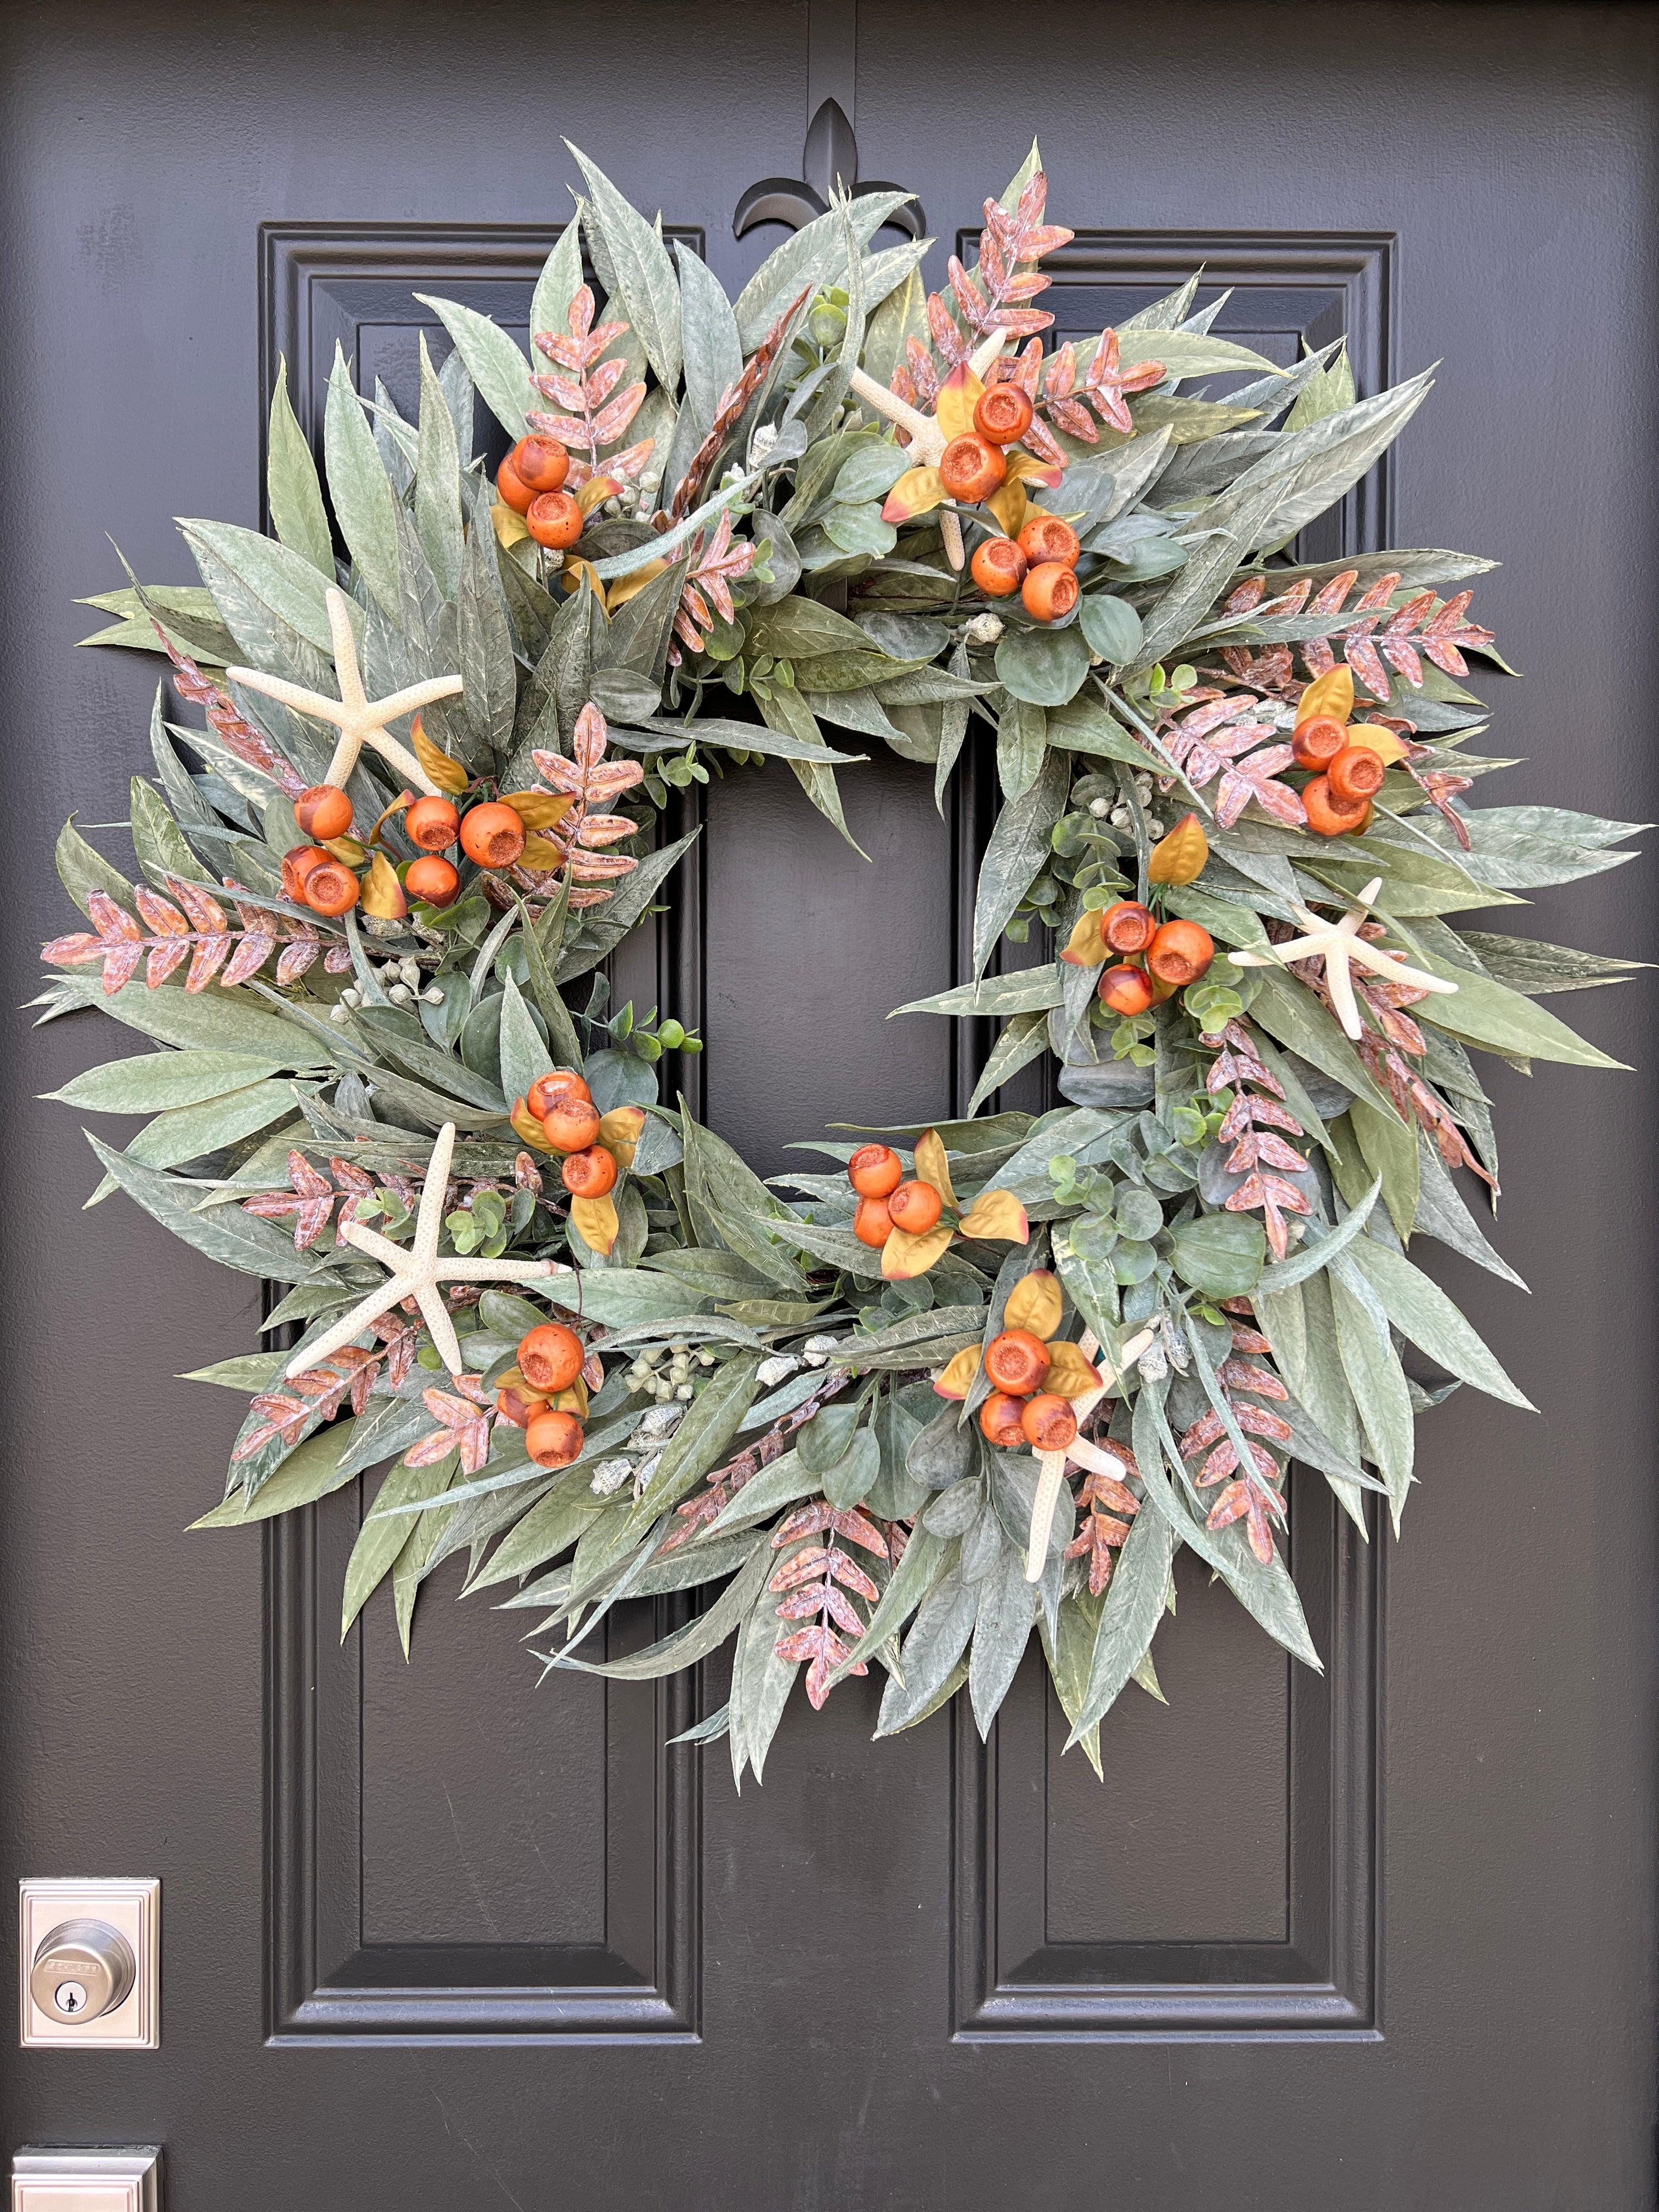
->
933, 383, 1083, 626
844, 1143, 943, 1248
494, 434, 583, 550
977, 1328, 1080, 1455
281, 781, 544, 919
520, 1066, 618, 1201
495, 1319, 589, 1468
1092, 900, 1216, 1018
1291, 712, 1385, 837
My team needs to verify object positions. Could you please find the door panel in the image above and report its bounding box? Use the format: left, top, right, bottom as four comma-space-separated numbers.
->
3, 5, 1656, 2207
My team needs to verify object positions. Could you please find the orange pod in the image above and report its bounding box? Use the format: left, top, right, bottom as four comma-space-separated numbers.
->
848, 1144, 904, 1199
970, 536, 1027, 597
1097, 963, 1155, 1017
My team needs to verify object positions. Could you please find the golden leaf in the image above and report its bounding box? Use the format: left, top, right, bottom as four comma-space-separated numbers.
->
503, 791, 575, 831
1147, 811, 1209, 886
575, 474, 621, 516
1004, 1269, 1064, 1341
560, 555, 607, 601
319, 834, 367, 866
597, 1105, 645, 1172
359, 850, 407, 919
882, 465, 945, 522
410, 714, 469, 795
571, 1192, 619, 1257
881, 1221, 956, 1280
492, 500, 531, 549
1059, 909, 1107, 967
1347, 721, 1410, 765
913, 1128, 958, 1210
954, 1188, 1029, 1244
986, 480, 1029, 539
607, 560, 670, 613
365, 790, 412, 848
1043, 1340, 1104, 1400
510, 1096, 558, 1154
935, 362, 985, 442
551, 1378, 589, 1418
1296, 665, 1355, 726
1005, 452, 1065, 489
518, 833, 567, 871
932, 1346, 980, 1400
497, 1364, 523, 1391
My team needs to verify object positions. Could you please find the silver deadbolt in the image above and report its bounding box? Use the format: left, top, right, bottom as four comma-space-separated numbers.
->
29, 1918, 136, 2025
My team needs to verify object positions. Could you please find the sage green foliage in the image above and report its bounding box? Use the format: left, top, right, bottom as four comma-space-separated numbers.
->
48, 145, 1642, 1784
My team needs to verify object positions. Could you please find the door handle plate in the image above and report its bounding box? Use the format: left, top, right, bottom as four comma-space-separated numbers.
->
17, 1882, 159, 2050
11, 2148, 161, 2211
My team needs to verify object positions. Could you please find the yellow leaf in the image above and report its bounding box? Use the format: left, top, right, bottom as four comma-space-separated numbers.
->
321, 834, 368, 866
410, 713, 469, 795
359, 850, 407, 919
503, 791, 575, 831
882, 465, 944, 522
1296, 665, 1355, 726
935, 363, 985, 442
1005, 451, 1064, 489
571, 1193, 619, 1257
560, 555, 607, 601
575, 474, 621, 516
985, 479, 1029, 539
1059, 909, 1107, 967
518, 833, 567, 872
497, 1364, 524, 1391
492, 500, 531, 549
607, 560, 670, 612
932, 1346, 980, 1400
1004, 1269, 1064, 1341
913, 1128, 958, 1210
597, 1105, 645, 1171
510, 1096, 558, 1154
551, 1378, 589, 1418
881, 1221, 956, 1280
1347, 721, 1410, 765
955, 1188, 1029, 1244
365, 790, 413, 848
1147, 811, 1209, 886
1043, 1340, 1104, 1400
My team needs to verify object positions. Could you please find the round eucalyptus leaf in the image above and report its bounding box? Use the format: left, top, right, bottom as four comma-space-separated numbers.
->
821, 1424, 880, 1509
1114, 1184, 1165, 1242
797, 1398, 862, 1476
1167, 1210, 1267, 1298
994, 621, 1092, 707
1111, 1238, 1159, 1285
1078, 592, 1144, 664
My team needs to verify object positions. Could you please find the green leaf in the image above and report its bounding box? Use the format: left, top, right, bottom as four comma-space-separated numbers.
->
414, 334, 463, 600
83, 1131, 326, 1280
728, 1582, 799, 1786
1077, 594, 1144, 664
1329, 1266, 1414, 1526
568, 144, 682, 390
973, 748, 1069, 976
995, 695, 1047, 800
966, 1011, 1052, 1117
128, 776, 199, 892
1245, 968, 1402, 1122
345, 1456, 445, 1635
323, 346, 401, 618
731, 190, 911, 353
495, 971, 551, 1119
1066, 1498, 1173, 1744
529, 223, 585, 362
47, 969, 326, 1064
555, 1536, 771, 1680
995, 624, 1091, 708
821, 1425, 879, 1510
1415, 952, 1628, 1069
414, 294, 530, 439
1210, 366, 1436, 551
1348, 1094, 1419, 1239
876, 1564, 977, 1735
190, 1416, 358, 1526
1282, 341, 1356, 431
267, 356, 334, 577
1167, 1210, 1266, 1298
1344, 1239, 1533, 1409
55, 817, 135, 916
796, 1400, 861, 1476
94, 1081, 302, 1190
176, 517, 336, 657
622, 1351, 764, 1538
1118, 329, 1283, 380
759, 688, 861, 851
968, 1548, 1038, 1736
1252, 1175, 1381, 1296
681, 1114, 809, 1291
1454, 930, 1648, 997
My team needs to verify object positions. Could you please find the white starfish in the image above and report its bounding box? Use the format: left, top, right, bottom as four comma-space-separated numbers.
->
1024, 1323, 1157, 1582
1226, 875, 1459, 1041
227, 585, 462, 798
285, 1122, 565, 1380
848, 329, 1007, 572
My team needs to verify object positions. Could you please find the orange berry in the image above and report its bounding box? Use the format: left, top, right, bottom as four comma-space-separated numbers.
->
1021, 1392, 1078, 1452
887, 1180, 943, 1235
853, 1195, 895, 1248
1017, 516, 1081, 569
1022, 560, 1079, 623
1146, 918, 1215, 987
526, 490, 583, 549
1327, 743, 1386, 804
495, 1383, 550, 1429
511, 435, 569, 494
525, 1408, 584, 1469
459, 802, 526, 870
541, 1098, 601, 1153
527, 1070, 590, 1119
405, 794, 460, 851
405, 855, 460, 906
1102, 899, 1157, 955
295, 783, 353, 839
562, 1145, 618, 1199
970, 535, 1028, 596
517, 1322, 584, 1393
974, 382, 1035, 445
848, 1143, 904, 1199
1291, 713, 1347, 770
281, 843, 332, 902
938, 432, 1007, 504
979, 1392, 1028, 1448
1303, 774, 1373, 837
1097, 963, 1155, 1016
496, 454, 535, 514
302, 860, 360, 917
984, 1329, 1052, 1397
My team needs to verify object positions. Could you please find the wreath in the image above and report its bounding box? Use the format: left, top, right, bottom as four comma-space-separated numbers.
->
48, 144, 1639, 1782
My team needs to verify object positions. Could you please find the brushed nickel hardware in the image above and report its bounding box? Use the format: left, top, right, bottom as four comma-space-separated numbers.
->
10, 2147, 161, 2211
17, 1881, 159, 2050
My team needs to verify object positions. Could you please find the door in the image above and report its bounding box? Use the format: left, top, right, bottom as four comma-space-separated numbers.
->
4, 4, 1656, 2205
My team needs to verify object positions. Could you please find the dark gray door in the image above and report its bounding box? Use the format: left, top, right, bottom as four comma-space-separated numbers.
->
3, 5, 1655, 2206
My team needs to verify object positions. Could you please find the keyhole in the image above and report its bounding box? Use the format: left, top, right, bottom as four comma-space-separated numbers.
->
54, 1981, 87, 2015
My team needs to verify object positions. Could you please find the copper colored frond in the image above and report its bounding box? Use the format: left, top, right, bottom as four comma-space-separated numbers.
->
527, 286, 647, 479
668, 285, 812, 522
154, 624, 306, 798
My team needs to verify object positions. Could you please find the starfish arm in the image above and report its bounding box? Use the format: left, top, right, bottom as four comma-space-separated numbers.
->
1323, 940, 1363, 1037
414, 1280, 464, 1375
436, 1255, 560, 1283
351, 727, 442, 797
968, 330, 1009, 380
1356, 876, 1385, 905
1024, 1453, 1073, 1583
321, 729, 365, 788
1344, 941, 1461, 995
847, 365, 936, 448
1066, 1435, 1131, 1481
283, 1278, 410, 1379
336, 1219, 412, 1269
414, 1124, 458, 1264
374, 674, 466, 722
225, 666, 347, 727
324, 587, 366, 710
940, 506, 966, 571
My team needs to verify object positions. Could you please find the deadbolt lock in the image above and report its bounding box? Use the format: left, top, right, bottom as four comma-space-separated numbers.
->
29, 1919, 136, 2024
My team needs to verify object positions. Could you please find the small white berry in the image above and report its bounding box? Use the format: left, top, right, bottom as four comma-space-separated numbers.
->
1109, 806, 1132, 828
1087, 797, 1110, 820
340, 986, 361, 1008
387, 983, 413, 1006
329, 1003, 351, 1025
399, 958, 422, 988
422, 985, 444, 1006
756, 1353, 801, 1387
1145, 817, 1165, 837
